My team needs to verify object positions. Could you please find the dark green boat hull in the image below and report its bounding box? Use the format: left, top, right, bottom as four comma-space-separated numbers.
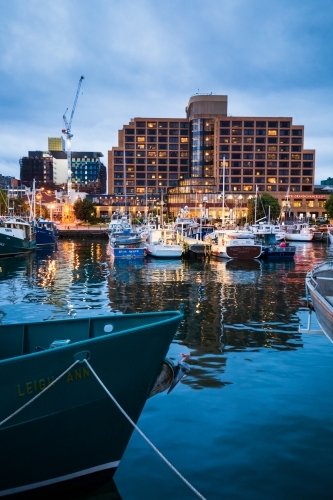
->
0, 233, 36, 257
0, 310, 183, 496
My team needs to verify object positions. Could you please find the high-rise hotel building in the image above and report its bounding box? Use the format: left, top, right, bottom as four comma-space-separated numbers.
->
108, 94, 322, 219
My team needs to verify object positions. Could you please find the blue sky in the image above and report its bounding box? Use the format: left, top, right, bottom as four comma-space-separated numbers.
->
1, 0, 332, 184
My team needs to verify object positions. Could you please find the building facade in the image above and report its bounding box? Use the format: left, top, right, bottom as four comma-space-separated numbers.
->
108, 119, 189, 195
19, 142, 107, 194
107, 94, 327, 220
20, 151, 54, 189
48, 137, 65, 151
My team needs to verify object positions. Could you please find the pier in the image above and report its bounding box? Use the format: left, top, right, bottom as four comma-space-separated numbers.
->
57, 224, 108, 239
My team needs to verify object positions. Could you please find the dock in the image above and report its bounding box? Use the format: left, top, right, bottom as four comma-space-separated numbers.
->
57, 224, 109, 239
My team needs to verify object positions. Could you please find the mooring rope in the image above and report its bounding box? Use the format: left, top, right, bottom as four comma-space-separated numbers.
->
84, 359, 207, 500
0, 360, 80, 427
0, 357, 206, 499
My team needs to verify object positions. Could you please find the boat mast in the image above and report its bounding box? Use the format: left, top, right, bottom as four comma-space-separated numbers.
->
124, 150, 127, 218
160, 189, 163, 227
33, 179, 36, 221
222, 156, 225, 226
145, 186, 148, 222
254, 184, 258, 224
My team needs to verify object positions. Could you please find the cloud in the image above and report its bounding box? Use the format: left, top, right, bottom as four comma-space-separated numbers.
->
0, 0, 332, 184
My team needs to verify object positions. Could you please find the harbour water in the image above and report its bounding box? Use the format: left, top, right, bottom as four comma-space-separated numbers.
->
1, 239, 333, 499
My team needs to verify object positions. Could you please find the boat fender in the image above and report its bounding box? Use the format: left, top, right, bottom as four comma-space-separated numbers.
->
280, 241, 287, 247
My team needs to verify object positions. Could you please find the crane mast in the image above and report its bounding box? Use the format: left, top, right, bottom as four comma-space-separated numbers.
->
62, 76, 85, 196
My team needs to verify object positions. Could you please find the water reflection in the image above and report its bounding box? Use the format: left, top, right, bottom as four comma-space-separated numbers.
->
0, 240, 329, 351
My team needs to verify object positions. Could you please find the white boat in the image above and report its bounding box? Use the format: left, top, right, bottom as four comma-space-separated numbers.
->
284, 223, 314, 242
305, 262, 333, 343
107, 215, 132, 235
249, 222, 286, 241
208, 229, 262, 260
145, 228, 183, 259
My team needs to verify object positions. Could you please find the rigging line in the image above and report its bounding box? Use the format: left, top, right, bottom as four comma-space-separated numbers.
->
84, 359, 207, 500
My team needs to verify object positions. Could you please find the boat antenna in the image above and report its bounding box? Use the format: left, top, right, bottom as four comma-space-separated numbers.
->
222, 156, 225, 226
124, 150, 127, 217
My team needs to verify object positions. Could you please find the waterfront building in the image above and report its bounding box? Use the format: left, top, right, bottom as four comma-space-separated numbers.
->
0, 175, 16, 191
108, 118, 189, 196
70, 151, 106, 194
19, 142, 107, 195
20, 151, 54, 189
107, 94, 328, 220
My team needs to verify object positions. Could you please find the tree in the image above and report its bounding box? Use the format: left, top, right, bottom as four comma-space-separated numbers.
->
247, 192, 281, 224
73, 198, 96, 222
325, 194, 333, 219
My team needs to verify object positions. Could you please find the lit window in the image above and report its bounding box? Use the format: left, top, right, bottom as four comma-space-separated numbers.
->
268, 130, 277, 136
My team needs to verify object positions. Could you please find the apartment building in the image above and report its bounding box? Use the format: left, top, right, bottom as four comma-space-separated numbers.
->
20, 142, 106, 194
108, 118, 189, 195
107, 94, 327, 220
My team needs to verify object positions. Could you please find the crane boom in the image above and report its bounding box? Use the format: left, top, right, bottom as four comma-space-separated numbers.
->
62, 76, 85, 196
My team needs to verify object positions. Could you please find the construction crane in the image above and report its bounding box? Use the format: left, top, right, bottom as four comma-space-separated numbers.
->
62, 75, 85, 196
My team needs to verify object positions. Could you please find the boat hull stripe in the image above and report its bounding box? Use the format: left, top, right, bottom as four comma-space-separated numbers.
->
0, 460, 120, 496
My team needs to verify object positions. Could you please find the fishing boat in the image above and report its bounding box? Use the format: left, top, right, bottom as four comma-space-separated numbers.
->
0, 307, 186, 497
260, 241, 296, 260
180, 224, 215, 259
0, 216, 36, 257
109, 227, 146, 259
249, 222, 286, 241
252, 231, 296, 261
284, 223, 314, 242
305, 262, 333, 343
144, 227, 182, 259
208, 229, 262, 260
33, 218, 58, 247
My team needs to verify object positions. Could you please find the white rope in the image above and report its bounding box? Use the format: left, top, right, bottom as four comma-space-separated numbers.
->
84, 359, 207, 500
0, 360, 80, 427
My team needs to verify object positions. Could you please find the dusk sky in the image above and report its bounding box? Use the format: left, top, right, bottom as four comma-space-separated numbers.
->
1, 0, 332, 184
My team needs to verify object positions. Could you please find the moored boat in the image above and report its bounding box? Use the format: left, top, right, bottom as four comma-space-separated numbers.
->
0, 216, 36, 257
305, 262, 333, 343
144, 227, 182, 259
261, 241, 296, 260
208, 229, 262, 260
109, 228, 146, 259
284, 223, 313, 242
0, 307, 185, 496
33, 218, 58, 247
249, 222, 286, 241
